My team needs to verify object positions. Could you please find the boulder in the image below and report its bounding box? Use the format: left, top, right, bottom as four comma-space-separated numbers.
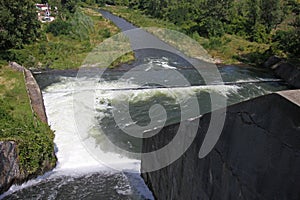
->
263, 56, 282, 68
0, 141, 24, 194
273, 62, 300, 88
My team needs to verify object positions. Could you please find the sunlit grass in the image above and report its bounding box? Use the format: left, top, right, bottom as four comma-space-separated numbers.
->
0, 66, 56, 174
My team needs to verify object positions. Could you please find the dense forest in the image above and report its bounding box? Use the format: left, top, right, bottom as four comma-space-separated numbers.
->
0, 0, 299, 66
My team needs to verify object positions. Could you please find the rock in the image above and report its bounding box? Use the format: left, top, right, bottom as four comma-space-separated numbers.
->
263, 56, 282, 68
141, 90, 300, 200
273, 62, 300, 88
0, 140, 56, 195
262, 56, 300, 89
0, 141, 24, 194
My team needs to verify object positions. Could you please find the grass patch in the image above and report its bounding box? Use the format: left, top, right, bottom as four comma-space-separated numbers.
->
103, 6, 179, 30
82, 32, 134, 68
0, 65, 56, 174
110, 51, 135, 68
198, 34, 270, 65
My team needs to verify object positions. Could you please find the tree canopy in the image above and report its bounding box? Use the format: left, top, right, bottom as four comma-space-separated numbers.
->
124, 0, 299, 57
1, 0, 299, 58
0, 0, 41, 50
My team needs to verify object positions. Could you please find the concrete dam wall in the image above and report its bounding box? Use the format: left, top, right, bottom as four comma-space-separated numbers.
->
141, 90, 300, 200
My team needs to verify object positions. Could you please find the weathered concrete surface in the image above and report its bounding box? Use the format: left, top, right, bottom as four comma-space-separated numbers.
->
9, 62, 48, 123
142, 90, 300, 200
0, 141, 56, 194
24, 68, 48, 123
278, 90, 300, 106
8, 62, 23, 72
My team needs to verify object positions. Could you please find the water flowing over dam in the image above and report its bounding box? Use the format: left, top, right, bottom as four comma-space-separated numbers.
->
0, 11, 289, 199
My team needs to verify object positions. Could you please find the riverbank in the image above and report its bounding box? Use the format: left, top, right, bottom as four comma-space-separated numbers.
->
264, 56, 300, 88
1, 7, 134, 71
102, 5, 271, 65
0, 64, 56, 194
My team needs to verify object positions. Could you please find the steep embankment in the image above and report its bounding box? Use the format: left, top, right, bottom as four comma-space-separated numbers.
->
142, 90, 300, 199
0, 63, 56, 194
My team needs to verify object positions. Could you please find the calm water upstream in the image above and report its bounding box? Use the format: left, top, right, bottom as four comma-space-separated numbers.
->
0, 11, 289, 200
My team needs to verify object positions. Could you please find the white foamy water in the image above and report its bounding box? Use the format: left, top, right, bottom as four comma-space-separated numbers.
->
44, 91, 101, 171
43, 79, 141, 173
0, 77, 154, 199
38, 75, 240, 173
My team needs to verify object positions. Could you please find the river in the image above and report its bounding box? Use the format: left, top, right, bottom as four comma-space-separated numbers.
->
0, 10, 289, 200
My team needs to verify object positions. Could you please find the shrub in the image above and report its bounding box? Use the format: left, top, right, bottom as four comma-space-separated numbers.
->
272, 30, 300, 57
251, 23, 269, 43
99, 28, 111, 38
46, 20, 72, 36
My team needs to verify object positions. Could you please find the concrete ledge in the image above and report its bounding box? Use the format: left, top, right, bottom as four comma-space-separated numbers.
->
8, 62, 23, 72
277, 90, 300, 107
23, 68, 48, 123
9, 62, 48, 123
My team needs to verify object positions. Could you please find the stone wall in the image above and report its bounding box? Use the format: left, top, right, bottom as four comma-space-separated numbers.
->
141, 90, 300, 200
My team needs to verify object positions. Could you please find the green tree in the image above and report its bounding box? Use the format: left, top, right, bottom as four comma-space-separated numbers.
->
194, 0, 233, 37
61, 0, 78, 13
244, 0, 269, 42
272, 14, 300, 56
245, 0, 261, 31
260, 0, 284, 33
0, 0, 41, 50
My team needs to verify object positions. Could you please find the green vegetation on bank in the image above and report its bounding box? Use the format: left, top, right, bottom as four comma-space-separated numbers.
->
102, 0, 299, 65
0, 1, 134, 70
102, 6, 269, 64
6, 8, 121, 70
0, 65, 56, 174
1, 0, 299, 67
104, 5, 179, 30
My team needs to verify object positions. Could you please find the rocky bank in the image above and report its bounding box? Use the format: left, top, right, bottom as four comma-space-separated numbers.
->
0, 141, 24, 194
0, 63, 56, 194
264, 56, 300, 88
